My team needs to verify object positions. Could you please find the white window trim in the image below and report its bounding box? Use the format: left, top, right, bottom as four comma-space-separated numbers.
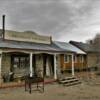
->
74, 55, 77, 63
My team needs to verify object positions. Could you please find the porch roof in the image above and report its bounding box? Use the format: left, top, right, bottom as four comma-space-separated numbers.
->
0, 39, 73, 53
54, 41, 86, 54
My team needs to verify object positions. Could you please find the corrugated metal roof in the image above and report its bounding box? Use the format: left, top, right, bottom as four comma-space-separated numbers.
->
70, 41, 98, 53
0, 39, 72, 53
54, 41, 86, 54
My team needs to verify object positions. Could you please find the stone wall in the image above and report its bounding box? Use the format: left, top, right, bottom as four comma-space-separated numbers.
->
56, 54, 62, 78
87, 53, 98, 67
36, 54, 43, 77
1, 53, 11, 75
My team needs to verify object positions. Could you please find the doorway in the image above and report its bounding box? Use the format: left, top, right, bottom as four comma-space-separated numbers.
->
43, 54, 54, 78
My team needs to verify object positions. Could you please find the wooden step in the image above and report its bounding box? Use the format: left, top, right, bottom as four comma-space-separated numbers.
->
63, 81, 81, 86
58, 76, 76, 82
59, 79, 79, 84
58, 76, 81, 86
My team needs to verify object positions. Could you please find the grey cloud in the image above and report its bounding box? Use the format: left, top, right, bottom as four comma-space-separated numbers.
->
0, 0, 100, 41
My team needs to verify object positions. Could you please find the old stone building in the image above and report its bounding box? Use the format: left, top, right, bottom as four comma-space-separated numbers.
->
0, 30, 69, 83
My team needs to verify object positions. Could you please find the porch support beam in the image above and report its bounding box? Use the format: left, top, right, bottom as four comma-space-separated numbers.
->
54, 54, 57, 79
71, 54, 75, 76
30, 52, 33, 77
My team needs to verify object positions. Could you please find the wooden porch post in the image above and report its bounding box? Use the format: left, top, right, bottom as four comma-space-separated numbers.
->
54, 54, 57, 79
72, 54, 75, 76
30, 52, 33, 77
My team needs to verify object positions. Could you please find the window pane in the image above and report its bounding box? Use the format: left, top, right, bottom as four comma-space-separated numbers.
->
74, 55, 77, 63
26, 57, 29, 67
13, 57, 19, 68
64, 55, 69, 63
13, 56, 29, 69
20, 57, 26, 68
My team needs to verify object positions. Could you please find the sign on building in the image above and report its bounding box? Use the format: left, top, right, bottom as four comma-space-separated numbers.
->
5, 30, 51, 44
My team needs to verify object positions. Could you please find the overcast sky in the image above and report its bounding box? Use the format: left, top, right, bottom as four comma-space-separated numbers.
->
0, 0, 100, 42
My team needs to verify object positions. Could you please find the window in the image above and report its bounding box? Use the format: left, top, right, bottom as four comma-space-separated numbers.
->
64, 54, 70, 63
74, 55, 77, 63
13, 56, 29, 69
20, 57, 27, 68
80, 55, 84, 63
13, 57, 19, 68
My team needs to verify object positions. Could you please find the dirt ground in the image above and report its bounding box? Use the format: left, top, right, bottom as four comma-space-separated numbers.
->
0, 76, 100, 100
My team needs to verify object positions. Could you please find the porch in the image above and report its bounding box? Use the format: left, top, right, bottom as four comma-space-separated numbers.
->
0, 50, 61, 83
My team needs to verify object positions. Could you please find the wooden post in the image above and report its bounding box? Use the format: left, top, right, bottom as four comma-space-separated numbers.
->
54, 54, 57, 79
30, 53, 33, 77
72, 54, 75, 76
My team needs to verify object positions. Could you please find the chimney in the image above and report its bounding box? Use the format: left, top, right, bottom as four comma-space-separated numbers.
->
2, 15, 5, 40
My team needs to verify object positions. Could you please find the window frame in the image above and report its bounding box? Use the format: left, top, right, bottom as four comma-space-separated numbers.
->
80, 55, 84, 63
74, 55, 77, 63
64, 54, 70, 63
12, 55, 29, 69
